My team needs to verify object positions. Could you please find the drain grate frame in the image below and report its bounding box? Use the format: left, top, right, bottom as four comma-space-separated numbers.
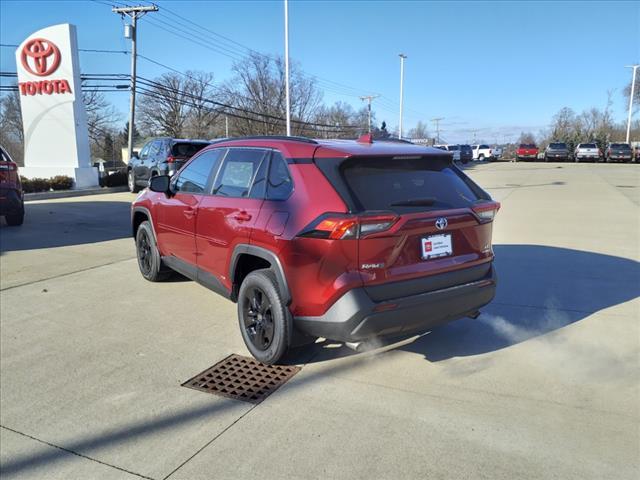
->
182, 354, 300, 404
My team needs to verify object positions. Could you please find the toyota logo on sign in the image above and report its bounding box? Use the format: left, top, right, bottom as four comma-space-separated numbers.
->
435, 217, 448, 230
21, 38, 61, 76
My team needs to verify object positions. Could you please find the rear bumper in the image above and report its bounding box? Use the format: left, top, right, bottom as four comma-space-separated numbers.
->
0, 188, 23, 215
607, 155, 632, 162
294, 265, 497, 342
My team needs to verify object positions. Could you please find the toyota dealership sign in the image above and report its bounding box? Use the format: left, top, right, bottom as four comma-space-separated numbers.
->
16, 24, 98, 188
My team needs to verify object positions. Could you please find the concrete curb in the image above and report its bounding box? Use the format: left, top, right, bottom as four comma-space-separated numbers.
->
25, 186, 129, 202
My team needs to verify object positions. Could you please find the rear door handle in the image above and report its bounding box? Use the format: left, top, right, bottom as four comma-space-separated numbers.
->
234, 211, 252, 222
183, 207, 196, 219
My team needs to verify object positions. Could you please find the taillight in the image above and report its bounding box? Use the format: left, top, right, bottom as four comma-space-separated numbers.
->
314, 218, 358, 239
359, 213, 398, 237
472, 202, 500, 222
298, 213, 398, 240
167, 155, 176, 164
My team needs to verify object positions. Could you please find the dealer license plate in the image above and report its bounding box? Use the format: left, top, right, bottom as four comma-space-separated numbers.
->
421, 234, 452, 260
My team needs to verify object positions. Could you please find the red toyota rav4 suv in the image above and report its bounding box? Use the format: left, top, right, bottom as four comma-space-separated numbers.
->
132, 135, 499, 364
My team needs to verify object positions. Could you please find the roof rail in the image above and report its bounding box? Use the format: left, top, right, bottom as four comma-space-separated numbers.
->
220, 135, 318, 145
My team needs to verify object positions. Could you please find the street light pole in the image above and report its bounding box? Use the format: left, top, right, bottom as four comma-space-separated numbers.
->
284, 0, 291, 136
398, 53, 407, 139
625, 65, 639, 144
112, 5, 158, 162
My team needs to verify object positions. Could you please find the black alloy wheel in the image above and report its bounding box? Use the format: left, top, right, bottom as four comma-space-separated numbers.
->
136, 228, 153, 277
243, 287, 275, 351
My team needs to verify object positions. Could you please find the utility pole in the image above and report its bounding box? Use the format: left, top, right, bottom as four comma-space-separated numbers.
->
360, 95, 379, 133
112, 4, 158, 162
284, 0, 291, 136
225, 115, 229, 137
625, 65, 639, 144
431, 117, 444, 144
398, 54, 407, 139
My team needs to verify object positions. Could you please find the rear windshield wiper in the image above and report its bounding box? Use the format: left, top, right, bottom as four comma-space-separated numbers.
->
390, 197, 436, 207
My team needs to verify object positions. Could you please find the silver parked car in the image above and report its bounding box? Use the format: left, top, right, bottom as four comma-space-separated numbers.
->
574, 143, 601, 163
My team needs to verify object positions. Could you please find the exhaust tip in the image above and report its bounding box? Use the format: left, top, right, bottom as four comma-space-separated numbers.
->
467, 310, 481, 320
344, 341, 364, 352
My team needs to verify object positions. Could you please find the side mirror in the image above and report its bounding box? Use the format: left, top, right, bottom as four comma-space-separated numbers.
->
149, 175, 171, 194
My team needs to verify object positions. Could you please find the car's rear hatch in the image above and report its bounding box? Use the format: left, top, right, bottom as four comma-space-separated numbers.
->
609, 144, 632, 157
170, 142, 209, 170
313, 155, 499, 300
578, 144, 599, 156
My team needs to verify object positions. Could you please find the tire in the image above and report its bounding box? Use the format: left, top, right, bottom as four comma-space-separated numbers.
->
135, 221, 172, 282
128, 170, 140, 193
544, 155, 549, 162
238, 269, 291, 364
5, 210, 24, 226
479, 154, 485, 161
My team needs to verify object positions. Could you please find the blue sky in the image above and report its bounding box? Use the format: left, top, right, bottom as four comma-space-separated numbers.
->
1, 0, 638, 143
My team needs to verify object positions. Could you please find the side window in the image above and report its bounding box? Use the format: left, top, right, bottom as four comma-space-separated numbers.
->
266, 152, 293, 200
138, 142, 151, 159
213, 148, 268, 198
174, 149, 224, 194
148, 140, 162, 159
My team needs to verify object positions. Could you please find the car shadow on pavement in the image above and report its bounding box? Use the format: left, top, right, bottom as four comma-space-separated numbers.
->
295, 244, 640, 364
0, 201, 131, 253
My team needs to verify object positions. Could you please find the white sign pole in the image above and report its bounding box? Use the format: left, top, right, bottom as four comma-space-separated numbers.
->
16, 23, 98, 189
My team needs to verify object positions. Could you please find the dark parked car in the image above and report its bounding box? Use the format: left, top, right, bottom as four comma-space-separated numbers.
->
459, 144, 473, 163
604, 143, 633, 163
128, 138, 210, 193
132, 135, 500, 364
544, 142, 570, 162
0, 146, 24, 226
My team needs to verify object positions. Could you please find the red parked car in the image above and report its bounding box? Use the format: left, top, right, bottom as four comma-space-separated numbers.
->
516, 143, 539, 162
132, 135, 499, 363
0, 146, 24, 226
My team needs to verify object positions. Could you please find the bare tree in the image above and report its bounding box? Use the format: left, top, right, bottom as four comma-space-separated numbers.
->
314, 101, 367, 138
517, 132, 537, 144
0, 89, 24, 165
221, 53, 323, 136
624, 78, 640, 113
408, 121, 429, 140
183, 71, 219, 138
138, 73, 190, 137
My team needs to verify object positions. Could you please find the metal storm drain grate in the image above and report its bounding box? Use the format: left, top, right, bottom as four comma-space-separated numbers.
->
182, 354, 300, 404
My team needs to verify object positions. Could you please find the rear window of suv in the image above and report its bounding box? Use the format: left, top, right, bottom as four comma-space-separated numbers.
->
338, 156, 488, 213
549, 143, 566, 149
610, 143, 630, 149
171, 142, 209, 158
580, 143, 597, 149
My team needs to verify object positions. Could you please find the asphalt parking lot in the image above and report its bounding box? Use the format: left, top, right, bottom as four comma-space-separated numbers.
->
1, 162, 638, 480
